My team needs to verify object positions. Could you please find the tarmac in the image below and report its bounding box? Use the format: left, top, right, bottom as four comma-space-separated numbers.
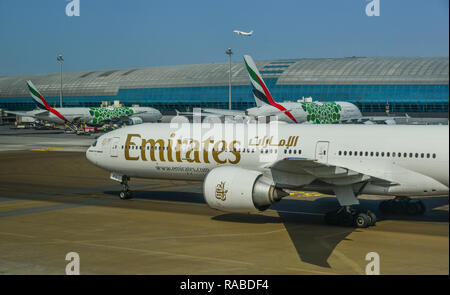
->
0, 127, 448, 274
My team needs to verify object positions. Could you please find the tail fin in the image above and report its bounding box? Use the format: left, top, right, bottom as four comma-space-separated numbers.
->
249, 30, 253, 34
243, 55, 274, 107
243, 55, 298, 123
26, 80, 70, 124
27, 80, 50, 110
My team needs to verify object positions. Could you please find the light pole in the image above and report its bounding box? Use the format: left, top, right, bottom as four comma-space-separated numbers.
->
225, 48, 233, 110
57, 54, 64, 108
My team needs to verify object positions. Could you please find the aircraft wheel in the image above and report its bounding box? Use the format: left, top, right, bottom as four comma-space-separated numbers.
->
119, 190, 132, 200
366, 211, 377, 226
354, 213, 370, 228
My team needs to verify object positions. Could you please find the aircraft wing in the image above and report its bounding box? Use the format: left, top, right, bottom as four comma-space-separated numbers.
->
335, 115, 446, 125
202, 108, 246, 117
5, 110, 48, 117
266, 157, 397, 189
175, 108, 246, 117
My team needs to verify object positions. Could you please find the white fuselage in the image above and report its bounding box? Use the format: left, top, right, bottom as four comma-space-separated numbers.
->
33, 106, 162, 125
246, 101, 362, 123
86, 123, 449, 197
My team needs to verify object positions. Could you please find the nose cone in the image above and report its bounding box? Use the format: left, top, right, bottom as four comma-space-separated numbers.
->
86, 147, 96, 165
155, 109, 163, 121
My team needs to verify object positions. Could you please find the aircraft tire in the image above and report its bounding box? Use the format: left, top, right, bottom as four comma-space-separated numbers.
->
354, 213, 370, 228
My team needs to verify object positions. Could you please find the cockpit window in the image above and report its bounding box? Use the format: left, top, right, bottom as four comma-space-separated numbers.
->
92, 140, 97, 147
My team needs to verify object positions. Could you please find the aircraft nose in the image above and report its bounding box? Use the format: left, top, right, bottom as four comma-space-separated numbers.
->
156, 110, 163, 120
86, 138, 100, 165
86, 147, 95, 164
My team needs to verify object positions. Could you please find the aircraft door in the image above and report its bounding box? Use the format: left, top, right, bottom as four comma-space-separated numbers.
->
315, 141, 329, 163
110, 137, 120, 157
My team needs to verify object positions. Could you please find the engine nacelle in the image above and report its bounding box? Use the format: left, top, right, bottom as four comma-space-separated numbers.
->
127, 116, 143, 125
203, 166, 288, 212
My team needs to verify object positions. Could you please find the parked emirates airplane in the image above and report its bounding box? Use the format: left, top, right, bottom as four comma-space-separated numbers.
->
86, 122, 449, 228
187, 55, 363, 124
6, 81, 162, 127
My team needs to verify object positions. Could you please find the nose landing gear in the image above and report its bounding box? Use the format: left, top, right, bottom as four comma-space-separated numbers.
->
119, 175, 132, 200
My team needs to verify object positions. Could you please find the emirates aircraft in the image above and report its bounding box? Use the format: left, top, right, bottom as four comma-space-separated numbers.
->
86, 122, 449, 228
6, 81, 162, 127
193, 55, 363, 124
198, 55, 418, 125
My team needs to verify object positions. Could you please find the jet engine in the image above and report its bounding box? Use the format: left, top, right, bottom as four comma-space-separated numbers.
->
203, 166, 288, 212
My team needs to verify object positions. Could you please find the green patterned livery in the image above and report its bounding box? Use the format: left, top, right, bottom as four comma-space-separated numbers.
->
89, 107, 135, 124
301, 102, 343, 124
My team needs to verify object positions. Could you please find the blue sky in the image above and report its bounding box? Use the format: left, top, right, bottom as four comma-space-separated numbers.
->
0, 0, 448, 75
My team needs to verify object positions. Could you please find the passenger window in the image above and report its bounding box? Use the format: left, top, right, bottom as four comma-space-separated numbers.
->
427, 153, 430, 158
349, 151, 352, 156
421, 153, 424, 158
381, 152, 385, 157
376, 152, 379, 157
344, 151, 347, 156
415, 153, 418, 158
365, 152, 368, 156
370, 152, 374, 157
432, 153, 436, 159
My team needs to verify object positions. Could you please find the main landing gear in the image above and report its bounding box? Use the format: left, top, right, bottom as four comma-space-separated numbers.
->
326, 185, 377, 228
325, 206, 377, 228
379, 196, 425, 216
119, 175, 132, 200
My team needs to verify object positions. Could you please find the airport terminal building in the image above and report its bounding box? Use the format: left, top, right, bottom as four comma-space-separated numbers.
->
0, 56, 448, 114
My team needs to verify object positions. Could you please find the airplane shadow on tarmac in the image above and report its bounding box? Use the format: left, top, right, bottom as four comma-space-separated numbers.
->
113, 189, 448, 268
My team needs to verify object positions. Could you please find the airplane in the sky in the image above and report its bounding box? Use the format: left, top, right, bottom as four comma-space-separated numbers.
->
233, 30, 253, 36
86, 122, 449, 228
6, 80, 162, 128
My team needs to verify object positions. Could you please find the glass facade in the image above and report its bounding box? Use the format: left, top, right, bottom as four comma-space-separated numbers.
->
0, 56, 447, 114
1, 82, 448, 113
